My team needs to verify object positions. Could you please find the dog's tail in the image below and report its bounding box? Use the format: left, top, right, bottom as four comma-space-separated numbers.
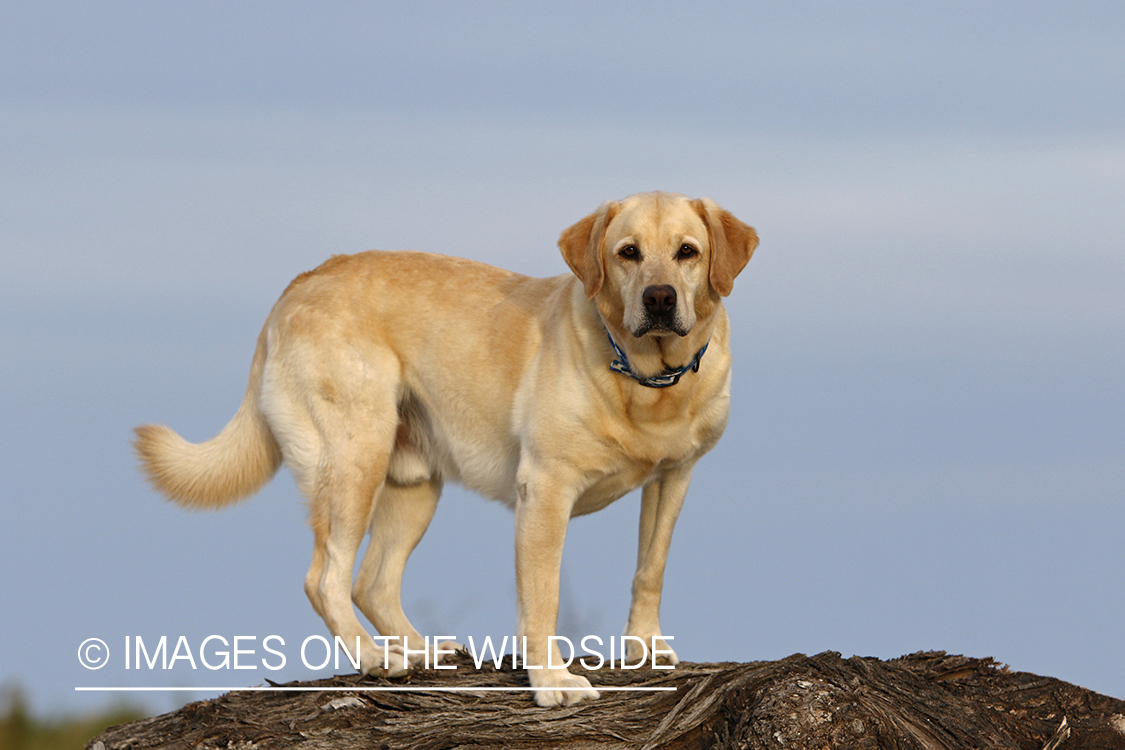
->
134, 326, 282, 510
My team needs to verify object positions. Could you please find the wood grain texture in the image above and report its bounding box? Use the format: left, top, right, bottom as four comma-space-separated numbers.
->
89, 651, 1125, 750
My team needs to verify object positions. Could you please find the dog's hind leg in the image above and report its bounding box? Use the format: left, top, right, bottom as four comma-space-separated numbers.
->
302, 443, 412, 676
352, 479, 461, 666
275, 351, 409, 677
303, 449, 414, 679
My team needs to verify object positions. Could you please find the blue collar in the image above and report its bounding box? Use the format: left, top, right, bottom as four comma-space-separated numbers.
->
603, 326, 709, 388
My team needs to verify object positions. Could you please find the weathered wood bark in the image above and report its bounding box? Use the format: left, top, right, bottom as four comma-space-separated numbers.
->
89, 651, 1125, 750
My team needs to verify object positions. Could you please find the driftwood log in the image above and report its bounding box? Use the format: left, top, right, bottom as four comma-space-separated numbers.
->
89, 650, 1125, 750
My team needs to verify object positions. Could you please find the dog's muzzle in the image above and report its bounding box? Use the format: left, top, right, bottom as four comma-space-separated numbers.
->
635, 284, 687, 337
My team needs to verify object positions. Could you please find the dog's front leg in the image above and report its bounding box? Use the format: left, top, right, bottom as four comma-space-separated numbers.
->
623, 466, 693, 667
515, 468, 600, 707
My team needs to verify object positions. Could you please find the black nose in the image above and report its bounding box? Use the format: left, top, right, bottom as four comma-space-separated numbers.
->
642, 285, 677, 315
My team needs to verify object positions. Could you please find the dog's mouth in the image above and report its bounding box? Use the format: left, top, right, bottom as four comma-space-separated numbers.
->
633, 315, 690, 338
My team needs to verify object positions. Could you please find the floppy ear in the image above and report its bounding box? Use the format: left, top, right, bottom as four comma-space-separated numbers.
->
558, 201, 618, 298
693, 197, 759, 297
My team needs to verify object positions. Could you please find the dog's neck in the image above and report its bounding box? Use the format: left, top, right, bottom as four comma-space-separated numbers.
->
601, 325, 710, 388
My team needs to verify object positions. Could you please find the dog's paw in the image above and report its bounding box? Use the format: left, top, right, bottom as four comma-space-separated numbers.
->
397, 638, 465, 668
432, 640, 466, 661
361, 642, 410, 677
625, 635, 679, 667
650, 636, 678, 666
530, 669, 600, 707
384, 643, 411, 677
416, 639, 466, 668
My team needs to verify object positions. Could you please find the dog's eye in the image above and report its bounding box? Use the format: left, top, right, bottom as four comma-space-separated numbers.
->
619, 244, 639, 260
677, 244, 698, 259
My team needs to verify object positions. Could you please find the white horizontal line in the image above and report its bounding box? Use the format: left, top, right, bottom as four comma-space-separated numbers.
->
76, 686, 676, 692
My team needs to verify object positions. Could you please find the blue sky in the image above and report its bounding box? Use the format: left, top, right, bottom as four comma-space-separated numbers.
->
2, 1, 1123, 715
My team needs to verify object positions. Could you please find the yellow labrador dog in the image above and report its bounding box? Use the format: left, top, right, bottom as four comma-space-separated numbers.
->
135, 191, 757, 706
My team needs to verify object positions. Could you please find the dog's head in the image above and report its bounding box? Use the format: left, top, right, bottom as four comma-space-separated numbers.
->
559, 192, 758, 338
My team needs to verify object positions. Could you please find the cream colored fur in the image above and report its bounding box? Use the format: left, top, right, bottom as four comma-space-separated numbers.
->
135, 191, 758, 707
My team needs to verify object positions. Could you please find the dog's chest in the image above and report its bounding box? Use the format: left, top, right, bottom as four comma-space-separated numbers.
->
569, 411, 721, 516
571, 465, 662, 516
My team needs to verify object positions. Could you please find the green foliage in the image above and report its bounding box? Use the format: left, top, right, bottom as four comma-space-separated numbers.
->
0, 688, 145, 750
